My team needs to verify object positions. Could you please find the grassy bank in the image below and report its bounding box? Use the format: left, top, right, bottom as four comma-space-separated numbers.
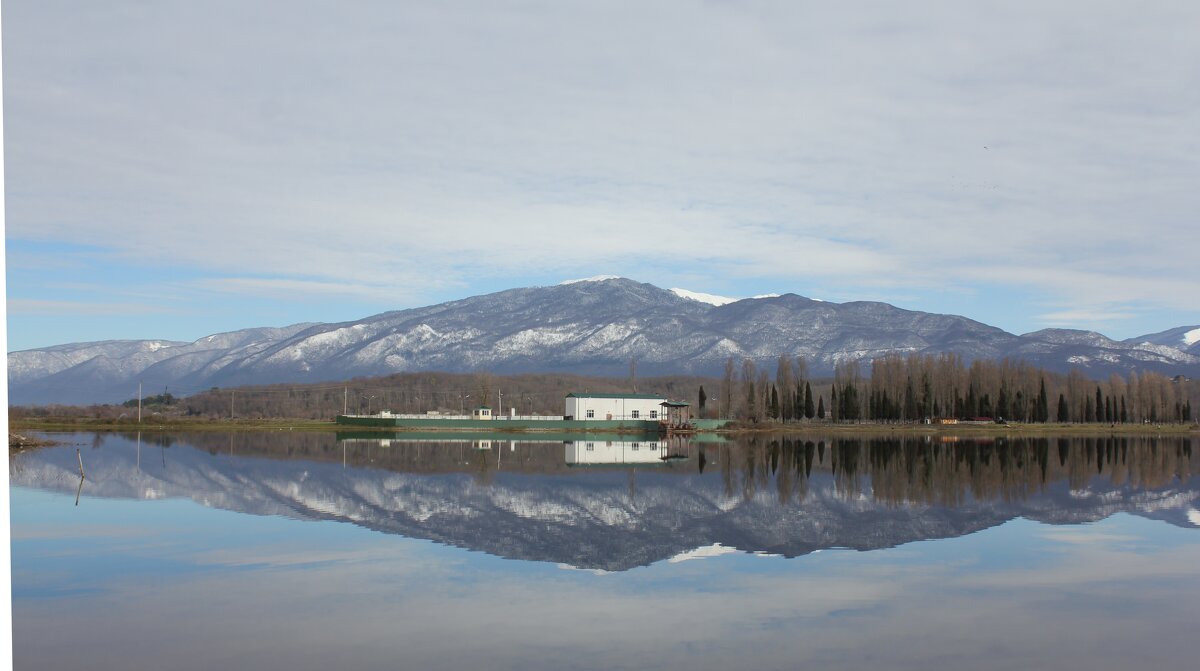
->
718, 421, 1199, 437
8, 417, 340, 433
10, 414, 1197, 438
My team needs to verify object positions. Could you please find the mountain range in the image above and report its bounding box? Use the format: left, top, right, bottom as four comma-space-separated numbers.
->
8, 277, 1200, 405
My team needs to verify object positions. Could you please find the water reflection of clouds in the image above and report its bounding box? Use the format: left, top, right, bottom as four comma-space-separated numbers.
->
14, 513, 1200, 671
1037, 529, 1141, 546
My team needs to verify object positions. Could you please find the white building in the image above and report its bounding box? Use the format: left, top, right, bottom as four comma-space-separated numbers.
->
564, 393, 666, 421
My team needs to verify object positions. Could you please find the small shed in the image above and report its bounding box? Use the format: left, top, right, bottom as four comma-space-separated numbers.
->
659, 400, 691, 429
471, 406, 493, 420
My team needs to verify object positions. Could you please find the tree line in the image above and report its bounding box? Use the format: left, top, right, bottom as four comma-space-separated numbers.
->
719, 353, 1195, 425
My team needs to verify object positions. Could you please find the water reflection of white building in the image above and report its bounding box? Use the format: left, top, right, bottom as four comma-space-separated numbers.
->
564, 440, 666, 465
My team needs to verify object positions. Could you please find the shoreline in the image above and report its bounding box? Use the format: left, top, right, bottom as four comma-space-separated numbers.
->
9, 417, 1197, 437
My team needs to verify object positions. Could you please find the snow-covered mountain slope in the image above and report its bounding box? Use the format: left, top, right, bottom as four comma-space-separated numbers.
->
8, 278, 1199, 405
9, 323, 317, 404
1127, 325, 1200, 356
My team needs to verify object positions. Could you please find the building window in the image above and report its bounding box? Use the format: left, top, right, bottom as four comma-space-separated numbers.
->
631, 410, 640, 419
649, 444, 658, 451
586, 409, 594, 418
650, 410, 658, 419
631, 443, 639, 450
586, 443, 595, 451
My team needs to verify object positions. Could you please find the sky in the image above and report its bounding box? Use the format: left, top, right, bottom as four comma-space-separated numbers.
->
4, 1, 1199, 352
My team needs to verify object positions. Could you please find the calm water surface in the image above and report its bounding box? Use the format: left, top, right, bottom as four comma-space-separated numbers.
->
10, 431, 1200, 670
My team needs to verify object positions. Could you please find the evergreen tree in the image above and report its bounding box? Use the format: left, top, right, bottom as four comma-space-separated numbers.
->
1095, 387, 1104, 424
844, 383, 860, 421
817, 396, 825, 420
1057, 394, 1069, 422
769, 385, 780, 420
698, 385, 707, 418
1037, 378, 1049, 423
1120, 396, 1128, 423
804, 382, 815, 419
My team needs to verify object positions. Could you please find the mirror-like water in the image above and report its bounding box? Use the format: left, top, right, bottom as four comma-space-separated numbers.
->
11, 431, 1200, 670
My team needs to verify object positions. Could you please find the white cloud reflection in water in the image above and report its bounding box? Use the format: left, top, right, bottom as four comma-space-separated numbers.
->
12, 486, 1200, 671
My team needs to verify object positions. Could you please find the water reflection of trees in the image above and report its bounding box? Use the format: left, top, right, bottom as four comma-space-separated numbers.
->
721, 436, 1197, 506
114, 431, 1197, 506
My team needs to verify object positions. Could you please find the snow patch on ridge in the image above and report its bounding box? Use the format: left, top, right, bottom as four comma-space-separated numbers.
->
670, 288, 738, 306
668, 543, 740, 563
1185, 328, 1200, 346
560, 275, 622, 285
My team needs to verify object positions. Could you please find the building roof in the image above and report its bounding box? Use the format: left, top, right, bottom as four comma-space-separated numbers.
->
565, 392, 666, 400
660, 400, 690, 407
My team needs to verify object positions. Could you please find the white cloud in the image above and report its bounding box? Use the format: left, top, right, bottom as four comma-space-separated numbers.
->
6, 298, 181, 316
5, 1, 1200, 338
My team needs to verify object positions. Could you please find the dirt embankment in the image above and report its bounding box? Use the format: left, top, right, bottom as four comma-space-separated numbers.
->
9, 432, 61, 451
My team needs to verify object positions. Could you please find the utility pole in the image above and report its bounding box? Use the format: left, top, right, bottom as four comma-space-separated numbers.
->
138, 381, 143, 423
498, 390, 503, 417
231, 390, 235, 420
344, 387, 348, 415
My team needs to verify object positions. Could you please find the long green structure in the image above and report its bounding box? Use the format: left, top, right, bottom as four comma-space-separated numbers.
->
334, 414, 734, 432
335, 415, 665, 432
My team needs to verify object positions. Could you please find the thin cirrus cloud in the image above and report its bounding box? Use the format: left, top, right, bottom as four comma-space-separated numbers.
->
4, 1, 1198, 347
6, 298, 182, 317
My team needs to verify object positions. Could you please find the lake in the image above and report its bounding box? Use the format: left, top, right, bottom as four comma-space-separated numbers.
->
10, 431, 1200, 670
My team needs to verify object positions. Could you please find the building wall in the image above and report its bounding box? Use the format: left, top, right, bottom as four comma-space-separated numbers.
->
565, 396, 666, 421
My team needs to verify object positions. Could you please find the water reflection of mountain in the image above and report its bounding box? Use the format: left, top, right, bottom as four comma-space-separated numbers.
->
11, 432, 1199, 571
